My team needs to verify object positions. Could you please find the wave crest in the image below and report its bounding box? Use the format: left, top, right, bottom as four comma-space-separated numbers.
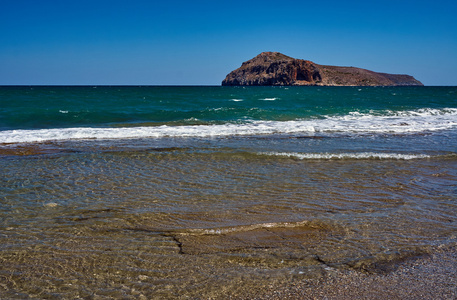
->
1, 108, 456, 144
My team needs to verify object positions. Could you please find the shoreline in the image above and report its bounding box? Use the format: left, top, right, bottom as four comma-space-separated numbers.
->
242, 244, 457, 299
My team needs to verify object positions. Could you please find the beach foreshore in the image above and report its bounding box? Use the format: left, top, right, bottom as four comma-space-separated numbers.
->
237, 244, 457, 299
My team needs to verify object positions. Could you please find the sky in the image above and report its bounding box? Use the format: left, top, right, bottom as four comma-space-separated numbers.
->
1, 0, 456, 86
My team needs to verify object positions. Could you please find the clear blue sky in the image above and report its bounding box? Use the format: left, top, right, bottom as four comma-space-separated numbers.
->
1, 0, 456, 85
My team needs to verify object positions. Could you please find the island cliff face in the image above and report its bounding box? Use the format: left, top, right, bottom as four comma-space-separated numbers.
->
222, 52, 423, 86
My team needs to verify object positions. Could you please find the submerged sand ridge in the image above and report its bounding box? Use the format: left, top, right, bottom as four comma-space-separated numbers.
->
166, 219, 430, 275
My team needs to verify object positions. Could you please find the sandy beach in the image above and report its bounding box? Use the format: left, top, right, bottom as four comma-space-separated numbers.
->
242, 244, 457, 299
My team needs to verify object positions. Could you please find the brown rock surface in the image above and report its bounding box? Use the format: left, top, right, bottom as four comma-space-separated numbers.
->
222, 52, 423, 86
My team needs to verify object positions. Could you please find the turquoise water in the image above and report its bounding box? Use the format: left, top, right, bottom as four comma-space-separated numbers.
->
1, 86, 455, 130
1, 86, 457, 298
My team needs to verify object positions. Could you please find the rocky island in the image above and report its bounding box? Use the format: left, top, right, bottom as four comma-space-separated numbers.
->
222, 52, 423, 86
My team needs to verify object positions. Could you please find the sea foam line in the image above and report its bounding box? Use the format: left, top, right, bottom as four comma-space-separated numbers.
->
260, 151, 431, 160
0, 122, 314, 144
1, 108, 456, 144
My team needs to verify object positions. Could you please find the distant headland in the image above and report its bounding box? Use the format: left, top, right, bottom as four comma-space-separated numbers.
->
222, 52, 423, 86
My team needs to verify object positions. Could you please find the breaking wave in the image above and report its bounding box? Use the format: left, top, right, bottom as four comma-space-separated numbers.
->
1, 108, 456, 144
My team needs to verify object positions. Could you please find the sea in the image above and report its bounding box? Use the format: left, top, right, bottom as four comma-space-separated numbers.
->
1, 85, 456, 299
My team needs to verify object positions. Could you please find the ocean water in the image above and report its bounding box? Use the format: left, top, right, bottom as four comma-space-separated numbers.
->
1, 86, 456, 298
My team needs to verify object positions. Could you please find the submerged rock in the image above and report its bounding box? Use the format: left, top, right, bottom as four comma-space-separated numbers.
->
222, 52, 423, 86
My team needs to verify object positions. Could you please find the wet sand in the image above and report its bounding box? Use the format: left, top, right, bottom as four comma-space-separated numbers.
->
240, 244, 457, 299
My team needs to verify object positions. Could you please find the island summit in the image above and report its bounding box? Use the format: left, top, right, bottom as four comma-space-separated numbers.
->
222, 52, 423, 86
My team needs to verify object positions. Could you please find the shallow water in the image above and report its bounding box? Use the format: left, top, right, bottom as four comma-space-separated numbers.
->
1, 139, 456, 298
1, 86, 456, 298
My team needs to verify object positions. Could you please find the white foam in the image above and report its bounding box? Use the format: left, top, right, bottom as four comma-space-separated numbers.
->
1, 108, 456, 144
259, 98, 279, 101
261, 152, 431, 160
182, 220, 313, 236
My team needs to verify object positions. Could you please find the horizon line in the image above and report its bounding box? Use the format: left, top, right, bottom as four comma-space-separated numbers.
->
1, 84, 455, 87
